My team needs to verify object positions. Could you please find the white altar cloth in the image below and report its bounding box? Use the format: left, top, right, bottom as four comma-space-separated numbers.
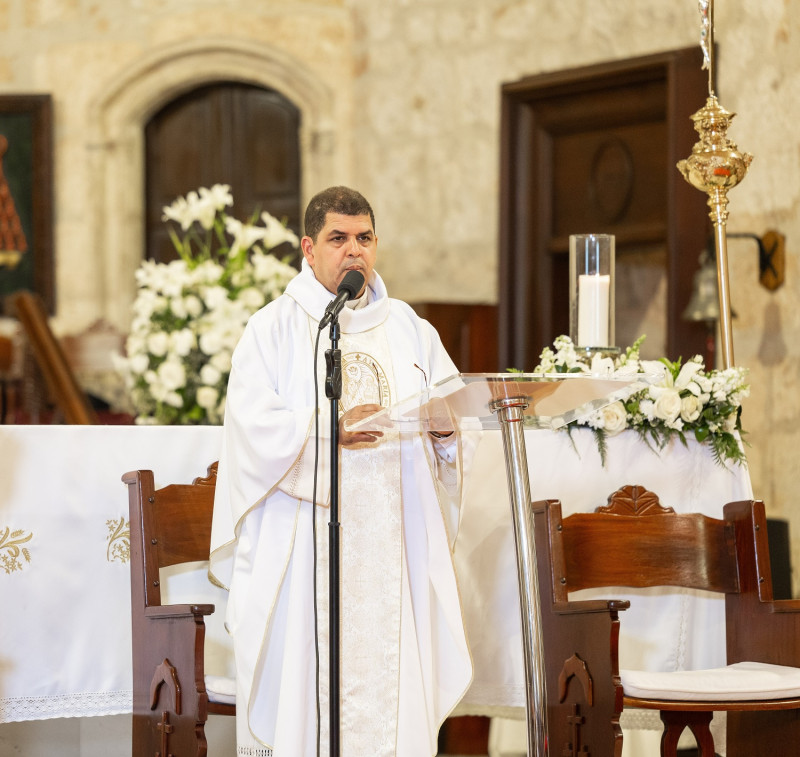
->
0, 425, 224, 722
0, 424, 751, 732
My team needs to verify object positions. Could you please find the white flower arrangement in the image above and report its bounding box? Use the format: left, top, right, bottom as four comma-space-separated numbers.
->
116, 184, 299, 425
531, 335, 750, 466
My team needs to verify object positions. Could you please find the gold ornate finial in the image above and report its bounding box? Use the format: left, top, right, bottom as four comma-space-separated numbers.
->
676, 0, 752, 369
677, 97, 753, 208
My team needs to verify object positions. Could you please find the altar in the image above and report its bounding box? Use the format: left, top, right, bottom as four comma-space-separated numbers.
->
0, 423, 751, 754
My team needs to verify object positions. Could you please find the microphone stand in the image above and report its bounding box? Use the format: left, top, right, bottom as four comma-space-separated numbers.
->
324, 317, 342, 757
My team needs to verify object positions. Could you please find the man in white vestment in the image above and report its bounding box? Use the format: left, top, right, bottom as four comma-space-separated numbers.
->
210, 186, 473, 757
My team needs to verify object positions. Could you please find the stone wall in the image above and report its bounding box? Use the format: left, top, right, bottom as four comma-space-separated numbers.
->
3, 0, 800, 589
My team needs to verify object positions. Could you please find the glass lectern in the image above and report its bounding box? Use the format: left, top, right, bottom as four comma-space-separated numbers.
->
348, 372, 648, 757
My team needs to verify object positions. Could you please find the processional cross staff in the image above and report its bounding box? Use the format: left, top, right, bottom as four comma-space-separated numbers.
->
677, 0, 753, 369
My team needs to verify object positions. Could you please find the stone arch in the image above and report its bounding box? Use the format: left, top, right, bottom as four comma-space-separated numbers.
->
87, 38, 340, 327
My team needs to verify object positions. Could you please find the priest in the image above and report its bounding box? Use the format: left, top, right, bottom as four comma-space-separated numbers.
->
210, 186, 473, 757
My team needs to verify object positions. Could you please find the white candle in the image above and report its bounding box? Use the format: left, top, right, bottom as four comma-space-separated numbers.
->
578, 273, 610, 347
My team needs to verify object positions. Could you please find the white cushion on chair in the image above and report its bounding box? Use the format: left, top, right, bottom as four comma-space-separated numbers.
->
621, 661, 800, 701
205, 675, 236, 705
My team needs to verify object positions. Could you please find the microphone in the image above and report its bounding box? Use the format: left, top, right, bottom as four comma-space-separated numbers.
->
318, 270, 365, 330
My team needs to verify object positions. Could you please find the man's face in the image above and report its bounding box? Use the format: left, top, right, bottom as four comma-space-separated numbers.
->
301, 213, 376, 296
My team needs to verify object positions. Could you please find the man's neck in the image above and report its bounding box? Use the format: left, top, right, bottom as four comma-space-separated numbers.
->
346, 287, 370, 311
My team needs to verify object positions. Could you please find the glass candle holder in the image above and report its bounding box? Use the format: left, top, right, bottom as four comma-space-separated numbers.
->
569, 234, 616, 352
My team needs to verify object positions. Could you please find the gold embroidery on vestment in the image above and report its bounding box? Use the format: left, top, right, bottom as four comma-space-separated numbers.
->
339, 351, 391, 413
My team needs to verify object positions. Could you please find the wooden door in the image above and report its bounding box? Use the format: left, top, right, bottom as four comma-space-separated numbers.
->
144, 82, 302, 263
499, 47, 710, 369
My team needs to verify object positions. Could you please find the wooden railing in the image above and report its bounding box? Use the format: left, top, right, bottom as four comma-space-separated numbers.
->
8, 291, 98, 424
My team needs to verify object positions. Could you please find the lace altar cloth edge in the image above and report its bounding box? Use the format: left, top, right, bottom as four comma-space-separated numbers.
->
0, 690, 132, 722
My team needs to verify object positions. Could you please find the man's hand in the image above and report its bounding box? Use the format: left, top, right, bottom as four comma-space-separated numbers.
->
339, 404, 388, 447
422, 397, 455, 440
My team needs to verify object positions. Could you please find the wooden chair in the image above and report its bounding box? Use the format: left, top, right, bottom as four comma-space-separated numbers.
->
123, 462, 235, 757
533, 484, 800, 757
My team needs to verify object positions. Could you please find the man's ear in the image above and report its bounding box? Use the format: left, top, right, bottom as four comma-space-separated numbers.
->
300, 236, 314, 265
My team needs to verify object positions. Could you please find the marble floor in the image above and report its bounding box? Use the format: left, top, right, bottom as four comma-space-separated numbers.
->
0, 714, 234, 757
0, 715, 503, 757
0, 715, 712, 756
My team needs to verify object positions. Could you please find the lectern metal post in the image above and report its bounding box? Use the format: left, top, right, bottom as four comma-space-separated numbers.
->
492, 396, 548, 757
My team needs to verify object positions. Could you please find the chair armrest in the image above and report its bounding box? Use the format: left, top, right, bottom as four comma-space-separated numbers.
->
544, 598, 628, 678
728, 595, 800, 667
553, 599, 631, 615
770, 599, 800, 613
144, 603, 215, 619
542, 596, 626, 730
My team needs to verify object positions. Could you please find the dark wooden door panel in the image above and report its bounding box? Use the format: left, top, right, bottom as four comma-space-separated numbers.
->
145, 82, 301, 263
232, 87, 301, 228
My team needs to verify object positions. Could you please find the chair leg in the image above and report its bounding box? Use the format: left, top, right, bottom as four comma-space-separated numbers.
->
659, 711, 715, 757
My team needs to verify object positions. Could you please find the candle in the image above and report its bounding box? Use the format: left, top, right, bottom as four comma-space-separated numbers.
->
578, 273, 610, 347
569, 233, 615, 350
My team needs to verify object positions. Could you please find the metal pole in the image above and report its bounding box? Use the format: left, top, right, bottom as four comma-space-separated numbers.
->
492, 397, 548, 757
712, 206, 735, 368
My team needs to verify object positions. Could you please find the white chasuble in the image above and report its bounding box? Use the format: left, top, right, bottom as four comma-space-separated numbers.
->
211, 263, 472, 757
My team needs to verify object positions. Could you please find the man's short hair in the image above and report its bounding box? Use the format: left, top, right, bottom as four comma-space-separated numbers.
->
303, 186, 376, 242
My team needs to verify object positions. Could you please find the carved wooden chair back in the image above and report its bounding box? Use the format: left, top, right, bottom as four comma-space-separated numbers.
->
553, 485, 739, 597
534, 484, 800, 757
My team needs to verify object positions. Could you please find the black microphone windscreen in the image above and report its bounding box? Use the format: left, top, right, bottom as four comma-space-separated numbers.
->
338, 270, 365, 299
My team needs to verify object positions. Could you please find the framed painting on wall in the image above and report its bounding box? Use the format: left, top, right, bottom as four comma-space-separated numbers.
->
0, 94, 54, 313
